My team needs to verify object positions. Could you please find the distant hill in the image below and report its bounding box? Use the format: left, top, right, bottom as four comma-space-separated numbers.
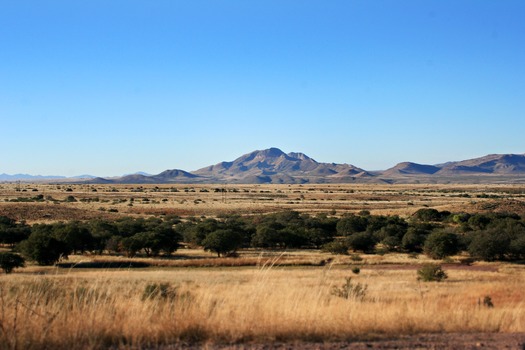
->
436, 154, 525, 175
0, 173, 66, 181
378, 154, 525, 183
5, 149, 525, 184
381, 162, 441, 177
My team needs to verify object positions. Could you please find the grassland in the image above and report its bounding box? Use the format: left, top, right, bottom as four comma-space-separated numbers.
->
1, 183, 525, 349
1, 256, 524, 349
1, 183, 525, 223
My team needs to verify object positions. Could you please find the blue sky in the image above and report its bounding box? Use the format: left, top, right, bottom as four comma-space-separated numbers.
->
1, 1, 524, 176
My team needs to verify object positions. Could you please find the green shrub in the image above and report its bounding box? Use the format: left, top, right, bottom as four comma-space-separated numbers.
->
350, 253, 363, 261
417, 263, 448, 282
142, 283, 176, 301
330, 277, 367, 301
322, 240, 349, 255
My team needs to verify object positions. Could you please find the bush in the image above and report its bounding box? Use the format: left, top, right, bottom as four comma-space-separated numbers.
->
142, 283, 176, 301
417, 263, 448, 282
0, 252, 25, 273
330, 277, 367, 301
322, 240, 349, 255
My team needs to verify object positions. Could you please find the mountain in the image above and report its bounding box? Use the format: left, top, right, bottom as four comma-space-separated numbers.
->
436, 154, 525, 175
192, 147, 370, 184
377, 154, 525, 183
381, 162, 441, 177
6, 149, 525, 184
0, 173, 66, 181
88, 169, 203, 184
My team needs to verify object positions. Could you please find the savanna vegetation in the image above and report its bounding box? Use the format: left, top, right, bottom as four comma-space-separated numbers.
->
2, 207, 525, 266
1, 183, 525, 348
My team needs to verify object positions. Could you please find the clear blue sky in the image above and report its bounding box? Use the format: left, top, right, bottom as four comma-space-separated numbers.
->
1, 1, 524, 176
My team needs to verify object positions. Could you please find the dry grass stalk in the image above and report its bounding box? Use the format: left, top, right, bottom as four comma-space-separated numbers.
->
0, 264, 523, 349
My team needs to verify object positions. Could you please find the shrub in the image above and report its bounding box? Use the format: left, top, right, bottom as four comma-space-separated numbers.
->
65, 195, 77, 202
0, 252, 25, 273
330, 277, 367, 301
322, 240, 349, 255
417, 263, 448, 282
142, 283, 176, 301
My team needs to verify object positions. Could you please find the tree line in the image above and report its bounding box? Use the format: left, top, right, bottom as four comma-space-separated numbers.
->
1, 208, 525, 269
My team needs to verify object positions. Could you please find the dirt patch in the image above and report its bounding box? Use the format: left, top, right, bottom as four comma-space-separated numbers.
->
363, 263, 499, 272
0, 202, 119, 222
164, 333, 525, 349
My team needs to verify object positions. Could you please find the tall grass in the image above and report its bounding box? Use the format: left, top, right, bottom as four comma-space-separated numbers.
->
0, 264, 524, 349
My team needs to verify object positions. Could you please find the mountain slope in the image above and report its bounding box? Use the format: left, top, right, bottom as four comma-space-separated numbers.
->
436, 154, 525, 175
381, 162, 441, 177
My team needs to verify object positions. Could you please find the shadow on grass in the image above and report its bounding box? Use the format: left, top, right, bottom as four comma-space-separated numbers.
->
56, 261, 151, 268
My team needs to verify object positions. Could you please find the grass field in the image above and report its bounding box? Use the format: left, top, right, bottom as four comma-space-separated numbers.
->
1, 183, 525, 348
1, 256, 524, 349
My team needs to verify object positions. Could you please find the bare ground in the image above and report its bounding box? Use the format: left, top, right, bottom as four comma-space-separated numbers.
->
157, 333, 525, 350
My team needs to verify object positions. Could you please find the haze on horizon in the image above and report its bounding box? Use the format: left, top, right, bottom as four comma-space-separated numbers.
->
1, 1, 524, 177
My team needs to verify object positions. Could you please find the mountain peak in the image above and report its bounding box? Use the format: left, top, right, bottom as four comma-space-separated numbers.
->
287, 152, 317, 163
254, 148, 286, 158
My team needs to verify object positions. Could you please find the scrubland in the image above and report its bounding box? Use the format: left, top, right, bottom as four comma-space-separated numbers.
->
1, 183, 525, 222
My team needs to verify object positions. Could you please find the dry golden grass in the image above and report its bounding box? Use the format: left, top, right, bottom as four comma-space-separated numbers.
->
1, 260, 524, 349
2, 183, 525, 223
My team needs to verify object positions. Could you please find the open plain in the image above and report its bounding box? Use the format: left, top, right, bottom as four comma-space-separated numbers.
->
2, 183, 525, 222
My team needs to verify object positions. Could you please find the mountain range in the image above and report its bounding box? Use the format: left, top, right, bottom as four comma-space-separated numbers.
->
3, 148, 525, 184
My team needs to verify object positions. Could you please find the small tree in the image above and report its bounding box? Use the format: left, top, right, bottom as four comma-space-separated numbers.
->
346, 232, 376, 253
19, 227, 70, 265
423, 230, 460, 259
202, 229, 243, 257
0, 252, 25, 274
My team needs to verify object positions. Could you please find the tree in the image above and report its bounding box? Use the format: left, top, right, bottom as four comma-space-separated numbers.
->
346, 231, 376, 253
412, 208, 449, 222
53, 221, 94, 254
251, 222, 284, 248
120, 235, 144, 257
0, 252, 25, 274
0, 216, 31, 246
468, 229, 510, 261
336, 215, 368, 236
423, 230, 460, 259
89, 219, 118, 254
401, 226, 431, 253
19, 226, 70, 265
202, 229, 243, 257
